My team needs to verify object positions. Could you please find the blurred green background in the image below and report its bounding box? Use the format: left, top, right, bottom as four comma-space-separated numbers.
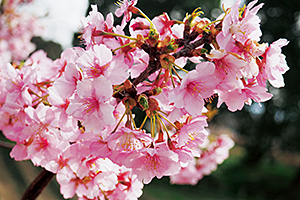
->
1, 0, 300, 199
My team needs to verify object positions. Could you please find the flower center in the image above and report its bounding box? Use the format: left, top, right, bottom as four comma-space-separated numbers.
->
187, 81, 206, 98
86, 58, 109, 78
81, 97, 99, 116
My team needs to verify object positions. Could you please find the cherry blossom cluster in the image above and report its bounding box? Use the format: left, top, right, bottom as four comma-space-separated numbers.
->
0, 0, 289, 199
0, 0, 41, 64
170, 134, 234, 185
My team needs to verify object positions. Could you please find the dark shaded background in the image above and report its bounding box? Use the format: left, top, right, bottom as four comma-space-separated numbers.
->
1, 0, 300, 199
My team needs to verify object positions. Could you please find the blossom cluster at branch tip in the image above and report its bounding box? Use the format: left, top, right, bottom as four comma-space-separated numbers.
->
0, 0, 289, 199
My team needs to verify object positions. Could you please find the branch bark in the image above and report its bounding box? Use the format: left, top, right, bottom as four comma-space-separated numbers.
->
21, 169, 55, 200
131, 32, 212, 87
0, 140, 14, 149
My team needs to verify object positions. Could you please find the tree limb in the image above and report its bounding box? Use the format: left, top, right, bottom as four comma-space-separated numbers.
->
21, 169, 55, 200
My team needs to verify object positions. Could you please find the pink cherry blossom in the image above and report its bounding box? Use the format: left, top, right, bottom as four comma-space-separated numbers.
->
66, 76, 115, 133
169, 159, 201, 185
81, 5, 114, 49
24, 50, 58, 82
101, 166, 144, 200
196, 134, 234, 176
221, 0, 263, 45
217, 78, 272, 112
170, 62, 218, 117
152, 12, 176, 38
76, 44, 129, 84
175, 115, 208, 147
115, 0, 138, 28
129, 49, 149, 78
257, 38, 289, 88
3, 63, 36, 109
105, 127, 153, 151
129, 17, 150, 37
122, 146, 181, 184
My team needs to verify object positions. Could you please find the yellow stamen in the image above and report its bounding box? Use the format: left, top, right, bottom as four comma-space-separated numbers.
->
171, 61, 189, 73
171, 65, 182, 81
139, 115, 148, 130
169, 67, 176, 88
202, 19, 222, 30
156, 113, 171, 138
157, 112, 178, 131
152, 115, 156, 138
111, 111, 126, 134
101, 31, 138, 41
112, 41, 136, 53
129, 109, 137, 129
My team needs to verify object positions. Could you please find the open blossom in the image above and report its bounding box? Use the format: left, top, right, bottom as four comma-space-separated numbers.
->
66, 76, 115, 132
81, 5, 114, 49
49, 62, 82, 101
257, 38, 289, 88
24, 50, 58, 82
57, 158, 119, 199
220, 0, 263, 45
129, 17, 150, 37
217, 79, 273, 112
175, 115, 208, 147
170, 134, 235, 185
9, 104, 69, 164
170, 62, 218, 117
129, 49, 149, 78
121, 146, 181, 184
208, 49, 246, 84
76, 44, 129, 85
152, 12, 177, 38
169, 158, 200, 185
105, 127, 153, 151
3, 63, 37, 112
197, 135, 234, 175
236, 40, 268, 78
107, 167, 144, 200
115, 0, 138, 28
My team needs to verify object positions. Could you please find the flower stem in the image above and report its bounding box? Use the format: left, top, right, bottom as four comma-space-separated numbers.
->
136, 8, 157, 32
111, 111, 126, 134
112, 41, 136, 53
156, 113, 170, 138
101, 31, 137, 41
172, 61, 189, 73
139, 115, 148, 130
169, 67, 176, 88
129, 110, 137, 129
171, 65, 182, 81
157, 112, 178, 131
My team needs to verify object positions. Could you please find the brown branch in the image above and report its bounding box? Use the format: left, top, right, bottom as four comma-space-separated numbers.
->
132, 42, 161, 87
21, 169, 55, 200
131, 28, 213, 88
0, 140, 14, 149
0, 1, 4, 16
172, 31, 211, 59
132, 58, 160, 86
